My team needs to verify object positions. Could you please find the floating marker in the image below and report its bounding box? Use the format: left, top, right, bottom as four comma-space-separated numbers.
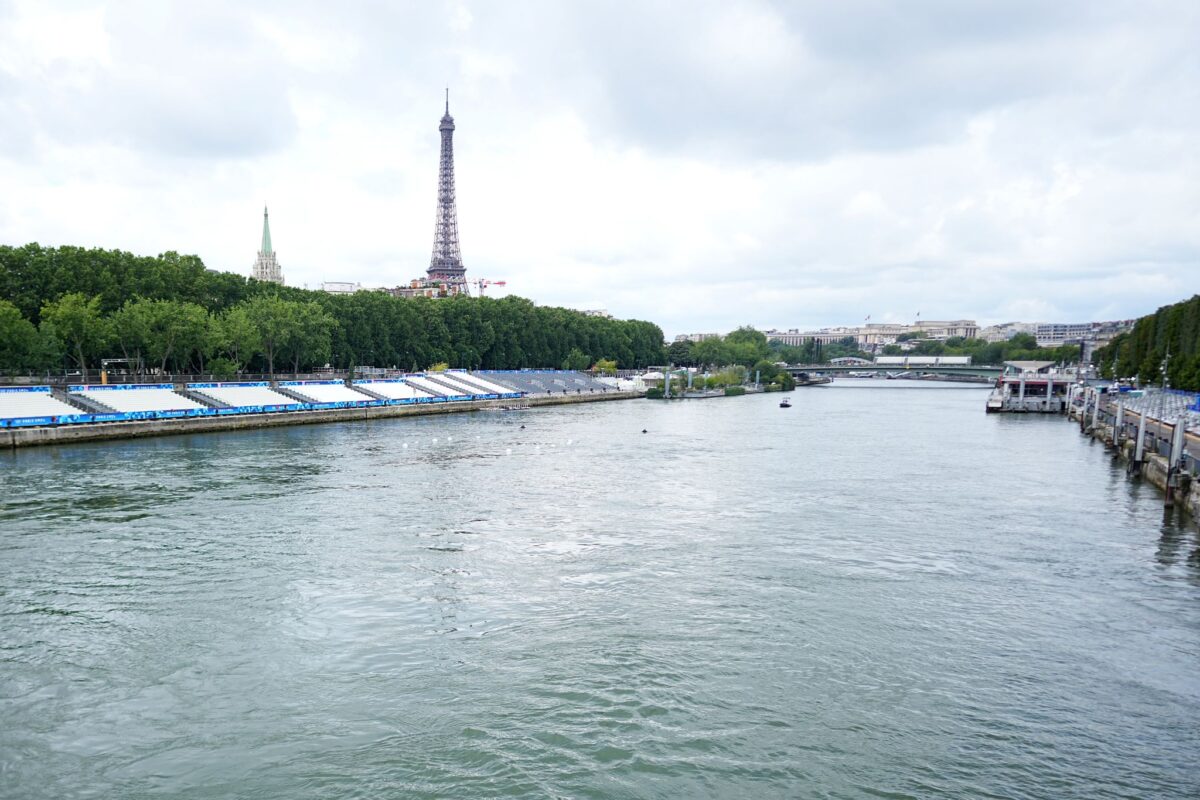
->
505, 448, 512, 455
402, 443, 408, 449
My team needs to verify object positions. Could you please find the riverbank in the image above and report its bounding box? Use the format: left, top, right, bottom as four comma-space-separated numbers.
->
1069, 393, 1200, 518
1, 390, 642, 450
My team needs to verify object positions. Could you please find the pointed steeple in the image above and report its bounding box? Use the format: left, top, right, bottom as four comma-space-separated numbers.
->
252, 205, 283, 285
261, 205, 273, 254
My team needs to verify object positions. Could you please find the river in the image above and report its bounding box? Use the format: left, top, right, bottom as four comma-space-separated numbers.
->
2, 381, 1198, 799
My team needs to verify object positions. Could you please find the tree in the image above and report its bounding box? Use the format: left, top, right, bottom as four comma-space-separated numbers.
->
594, 358, 618, 375
0, 243, 672, 373
109, 298, 154, 374
282, 301, 335, 374
666, 339, 693, 366
243, 295, 297, 374
562, 347, 590, 371
214, 306, 261, 374
0, 299, 41, 374
691, 337, 728, 368
725, 326, 770, 365
40, 293, 107, 372
108, 298, 211, 374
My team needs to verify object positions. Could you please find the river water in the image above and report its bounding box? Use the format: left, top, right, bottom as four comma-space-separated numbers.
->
2, 381, 1199, 799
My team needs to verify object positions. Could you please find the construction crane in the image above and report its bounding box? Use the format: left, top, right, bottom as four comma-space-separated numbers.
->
468, 279, 507, 297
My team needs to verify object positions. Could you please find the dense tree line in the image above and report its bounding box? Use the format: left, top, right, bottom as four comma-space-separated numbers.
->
0, 244, 665, 375
1094, 295, 1200, 390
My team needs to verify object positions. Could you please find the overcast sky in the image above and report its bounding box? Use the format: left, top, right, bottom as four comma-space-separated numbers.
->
1, 1, 1196, 337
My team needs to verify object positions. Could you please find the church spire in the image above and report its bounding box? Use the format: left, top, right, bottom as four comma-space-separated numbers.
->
252, 205, 283, 285
261, 205, 273, 254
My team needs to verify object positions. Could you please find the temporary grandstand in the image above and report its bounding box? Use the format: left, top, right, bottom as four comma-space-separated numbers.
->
403, 375, 471, 400
276, 381, 377, 404
448, 371, 515, 395
72, 384, 207, 413
1, 370, 632, 436
188, 383, 303, 410
353, 379, 436, 401
482, 370, 613, 395
0, 387, 85, 423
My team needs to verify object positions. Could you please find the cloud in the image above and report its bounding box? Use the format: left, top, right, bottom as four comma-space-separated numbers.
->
0, 0, 1197, 339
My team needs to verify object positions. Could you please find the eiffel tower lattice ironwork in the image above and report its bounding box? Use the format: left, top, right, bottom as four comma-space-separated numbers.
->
427, 89, 466, 289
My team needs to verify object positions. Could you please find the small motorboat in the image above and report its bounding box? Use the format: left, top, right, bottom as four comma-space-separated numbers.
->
779, 398, 792, 408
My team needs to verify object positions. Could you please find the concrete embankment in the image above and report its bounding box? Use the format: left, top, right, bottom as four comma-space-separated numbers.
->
1, 391, 642, 450
1069, 395, 1200, 518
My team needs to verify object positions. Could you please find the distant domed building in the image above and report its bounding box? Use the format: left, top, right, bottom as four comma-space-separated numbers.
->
251, 206, 283, 284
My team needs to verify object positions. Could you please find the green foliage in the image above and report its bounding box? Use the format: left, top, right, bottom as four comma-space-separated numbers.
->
1094, 295, 1200, 390
724, 385, 746, 396
666, 340, 693, 365
0, 244, 669, 375
700, 366, 748, 388
428, 362, 450, 372
645, 387, 665, 399
213, 306, 261, 374
207, 357, 239, 380
594, 358, 618, 375
0, 299, 42, 374
561, 347, 590, 371
40, 293, 107, 371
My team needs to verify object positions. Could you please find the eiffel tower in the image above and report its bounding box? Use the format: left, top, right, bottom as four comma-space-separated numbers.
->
427, 89, 466, 290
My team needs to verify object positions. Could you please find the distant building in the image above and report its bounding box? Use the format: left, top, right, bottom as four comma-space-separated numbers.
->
979, 322, 1037, 343
389, 278, 464, 299
320, 281, 363, 295
582, 309, 612, 318
910, 320, 978, 340
1035, 322, 1095, 347
764, 319, 977, 351
251, 206, 283, 285
673, 333, 721, 343
762, 327, 859, 346
1034, 319, 1135, 362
